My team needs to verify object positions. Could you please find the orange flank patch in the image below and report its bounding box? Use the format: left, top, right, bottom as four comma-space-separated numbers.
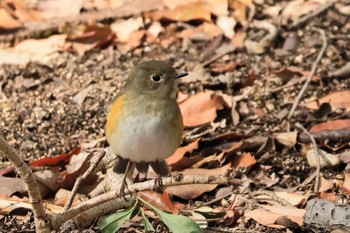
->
105, 95, 125, 141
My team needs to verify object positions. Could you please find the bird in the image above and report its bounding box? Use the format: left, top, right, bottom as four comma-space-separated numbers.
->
105, 60, 188, 195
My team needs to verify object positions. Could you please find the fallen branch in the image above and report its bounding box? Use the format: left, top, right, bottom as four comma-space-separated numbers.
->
298, 127, 350, 143
0, 135, 49, 233
287, 28, 327, 120
295, 123, 320, 193
50, 174, 240, 230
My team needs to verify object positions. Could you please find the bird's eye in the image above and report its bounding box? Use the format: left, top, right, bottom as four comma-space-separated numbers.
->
150, 74, 162, 82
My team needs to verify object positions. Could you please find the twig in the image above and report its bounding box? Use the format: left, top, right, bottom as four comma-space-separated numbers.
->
251, 190, 294, 207
289, 1, 336, 29
295, 123, 320, 193
50, 174, 240, 229
0, 135, 49, 233
64, 150, 106, 211
287, 28, 327, 120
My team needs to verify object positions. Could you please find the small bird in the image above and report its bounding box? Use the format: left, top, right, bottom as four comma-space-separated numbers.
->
105, 60, 188, 194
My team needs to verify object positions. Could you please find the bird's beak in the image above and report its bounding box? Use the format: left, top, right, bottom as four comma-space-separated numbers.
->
176, 72, 188, 79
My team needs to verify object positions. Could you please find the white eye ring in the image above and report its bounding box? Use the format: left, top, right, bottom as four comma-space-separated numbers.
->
150, 74, 162, 83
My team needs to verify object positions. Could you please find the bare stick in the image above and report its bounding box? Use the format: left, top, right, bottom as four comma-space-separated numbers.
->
50, 174, 240, 229
289, 1, 336, 29
0, 135, 50, 233
287, 28, 327, 120
295, 123, 320, 193
64, 150, 106, 211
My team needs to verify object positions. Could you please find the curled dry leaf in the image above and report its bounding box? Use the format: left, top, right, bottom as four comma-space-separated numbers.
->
111, 17, 144, 42
179, 90, 224, 127
165, 164, 231, 199
304, 90, 350, 110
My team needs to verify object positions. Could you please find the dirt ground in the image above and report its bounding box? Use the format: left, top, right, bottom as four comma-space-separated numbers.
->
1, 1, 350, 232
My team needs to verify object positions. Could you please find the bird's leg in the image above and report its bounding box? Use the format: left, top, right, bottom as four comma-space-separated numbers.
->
120, 161, 134, 199
150, 160, 170, 193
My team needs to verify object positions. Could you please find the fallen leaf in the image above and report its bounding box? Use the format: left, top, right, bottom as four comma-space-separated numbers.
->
30, 147, 81, 167
38, 0, 82, 19
343, 172, 350, 195
54, 189, 83, 207
180, 90, 224, 126
310, 119, 350, 132
216, 15, 236, 38
271, 66, 320, 83
274, 191, 308, 206
245, 206, 305, 228
228, 0, 255, 27
35, 167, 60, 192
178, 22, 223, 40
166, 164, 231, 199
275, 131, 297, 148
167, 139, 200, 165
0, 177, 26, 197
111, 17, 144, 42
231, 152, 256, 170
139, 191, 178, 214
304, 90, 350, 110
162, 0, 228, 16
146, 1, 212, 22
319, 178, 334, 192
210, 62, 236, 73
0, 8, 21, 29
306, 148, 340, 168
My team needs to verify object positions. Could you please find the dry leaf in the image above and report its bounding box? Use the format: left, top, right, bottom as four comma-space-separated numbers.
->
0, 177, 26, 197
139, 191, 178, 214
38, 0, 82, 19
304, 90, 350, 110
0, 8, 21, 29
180, 90, 224, 126
343, 172, 350, 195
231, 152, 256, 170
179, 23, 223, 40
216, 15, 236, 38
167, 139, 200, 165
310, 119, 350, 132
166, 164, 231, 199
245, 206, 305, 228
275, 131, 297, 148
162, 0, 228, 16
111, 17, 144, 42
146, 1, 212, 22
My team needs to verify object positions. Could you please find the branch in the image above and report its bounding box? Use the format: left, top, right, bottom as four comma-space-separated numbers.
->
50, 174, 240, 229
0, 135, 50, 233
295, 123, 320, 193
287, 28, 327, 120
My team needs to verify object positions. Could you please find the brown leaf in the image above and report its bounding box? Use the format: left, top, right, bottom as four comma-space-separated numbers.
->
231, 152, 256, 170
162, 0, 228, 16
0, 8, 21, 29
178, 22, 223, 40
210, 62, 236, 73
245, 206, 305, 228
310, 119, 350, 132
146, 1, 212, 22
167, 139, 200, 166
180, 90, 224, 126
166, 164, 231, 199
275, 131, 297, 148
304, 90, 350, 110
272, 66, 320, 83
343, 172, 350, 195
0, 177, 26, 197
139, 191, 178, 214
30, 147, 81, 167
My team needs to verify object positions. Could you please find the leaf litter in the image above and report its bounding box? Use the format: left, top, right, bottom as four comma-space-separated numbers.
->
0, 0, 350, 232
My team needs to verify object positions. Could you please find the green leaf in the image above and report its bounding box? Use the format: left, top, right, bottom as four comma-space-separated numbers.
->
97, 201, 138, 233
140, 207, 155, 232
139, 198, 203, 233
